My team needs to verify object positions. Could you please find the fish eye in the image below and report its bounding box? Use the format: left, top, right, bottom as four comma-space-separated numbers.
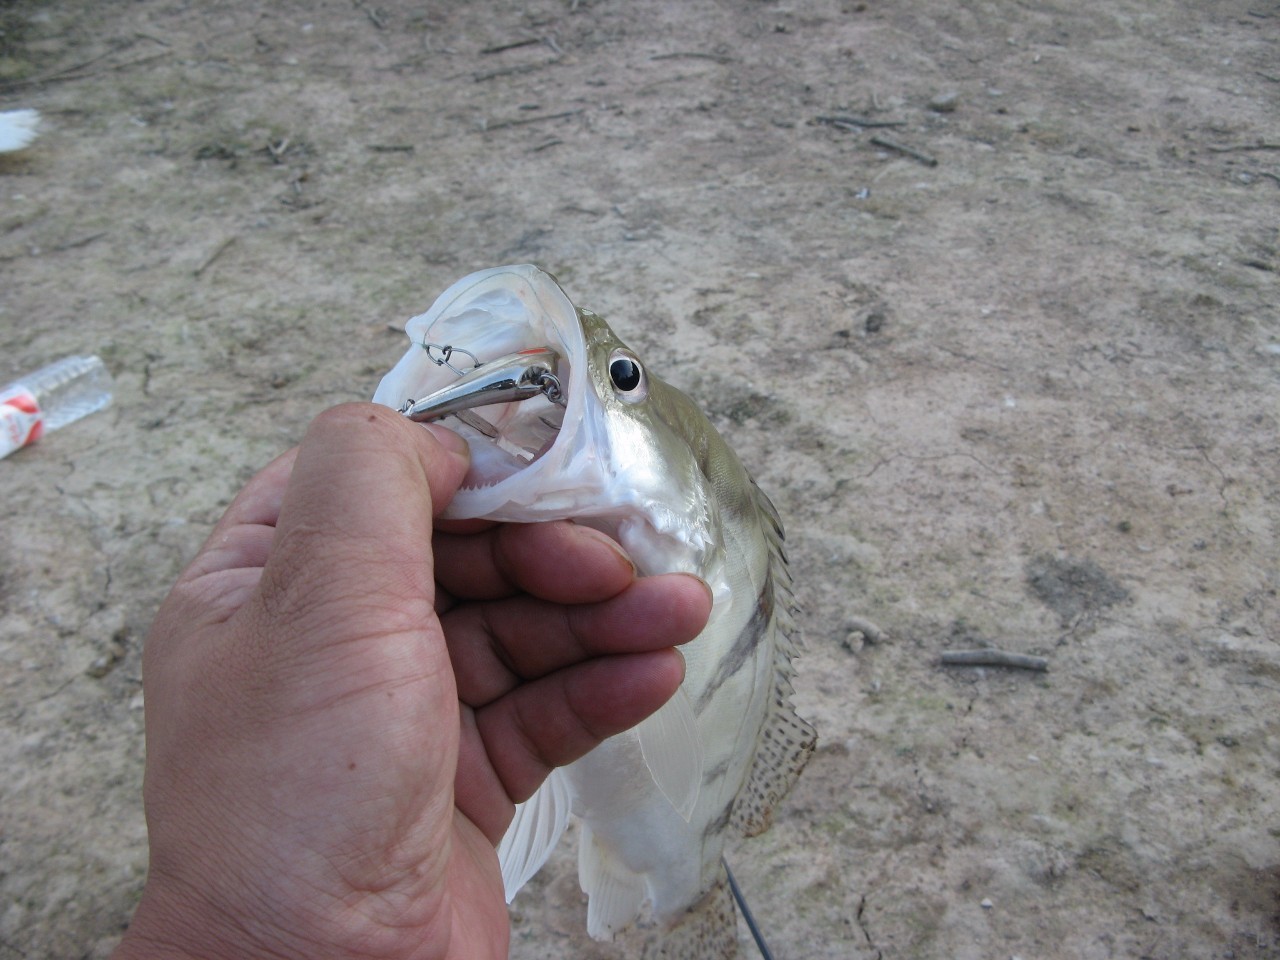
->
610, 358, 640, 390
608, 351, 647, 401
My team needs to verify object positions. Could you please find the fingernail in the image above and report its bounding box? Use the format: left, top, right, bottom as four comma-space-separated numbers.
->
422, 422, 471, 466
576, 524, 636, 576
680, 573, 715, 609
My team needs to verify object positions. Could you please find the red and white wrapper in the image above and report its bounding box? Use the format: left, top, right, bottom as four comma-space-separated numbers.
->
0, 386, 44, 459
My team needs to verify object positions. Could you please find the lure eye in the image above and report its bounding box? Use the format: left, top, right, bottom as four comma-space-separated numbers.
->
608, 351, 647, 401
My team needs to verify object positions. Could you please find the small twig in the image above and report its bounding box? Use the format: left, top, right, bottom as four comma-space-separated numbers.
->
366, 144, 415, 153
0, 50, 170, 91
194, 236, 237, 278
816, 114, 907, 130
472, 59, 559, 82
52, 232, 107, 252
870, 135, 938, 167
481, 37, 541, 54
5, 47, 117, 86
351, 0, 387, 29
266, 137, 290, 163
1228, 676, 1280, 693
481, 108, 583, 131
1259, 171, 1280, 186
650, 51, 735, 64
940, 649, 1048, 671
1206, 142, 1280, 153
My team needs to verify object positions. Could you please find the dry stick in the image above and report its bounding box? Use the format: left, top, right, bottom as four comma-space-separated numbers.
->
473, 60, 559, 82
650, 52, 735, 64
870, 135, 938, 167
482, 108, 583, 131
1206, 142, 1280, 153
194, 237, 237, 279
815, 114, 907, 129
940, 650, 1049, 671
52, 232, 107, 253
0, 51, 170, 91
481, 37, 542, 54
352, 0, 387, 29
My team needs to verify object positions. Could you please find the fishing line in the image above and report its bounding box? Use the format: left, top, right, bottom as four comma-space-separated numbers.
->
723, 857, 775, 960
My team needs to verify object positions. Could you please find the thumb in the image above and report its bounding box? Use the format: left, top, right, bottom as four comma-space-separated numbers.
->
246, 403, 470, 662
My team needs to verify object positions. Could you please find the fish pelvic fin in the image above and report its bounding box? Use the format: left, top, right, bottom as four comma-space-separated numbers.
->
731, 479, 818, 837
643, 864, 739, 960
636, 684, 703, 821
497, 768, 571, 901
579, 822, 647, 941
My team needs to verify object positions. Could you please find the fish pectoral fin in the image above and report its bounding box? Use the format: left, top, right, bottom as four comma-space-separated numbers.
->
636, 685, 703, 822
579, 823, 647, 941
497, 767, 571, 902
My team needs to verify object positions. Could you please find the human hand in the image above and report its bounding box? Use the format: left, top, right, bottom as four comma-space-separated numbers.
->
111, 403, 712, 960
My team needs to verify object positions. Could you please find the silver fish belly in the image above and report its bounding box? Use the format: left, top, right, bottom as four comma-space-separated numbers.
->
374, 265, 815, 957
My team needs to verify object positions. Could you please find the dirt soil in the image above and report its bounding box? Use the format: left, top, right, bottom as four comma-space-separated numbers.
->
2, 1, 1278, 957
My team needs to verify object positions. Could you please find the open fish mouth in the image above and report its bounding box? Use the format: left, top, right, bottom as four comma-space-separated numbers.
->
373, 265, 587, 492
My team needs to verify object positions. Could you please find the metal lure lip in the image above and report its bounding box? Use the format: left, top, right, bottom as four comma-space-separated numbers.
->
398, 346, 563, 424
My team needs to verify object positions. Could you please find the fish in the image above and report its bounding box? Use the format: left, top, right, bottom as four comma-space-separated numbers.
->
373, 264, 816, 957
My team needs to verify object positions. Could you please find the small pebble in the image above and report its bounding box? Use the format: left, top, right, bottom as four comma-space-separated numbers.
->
86, 636, 127, 679
929, 91, 960, 113
981, 897, 994, 909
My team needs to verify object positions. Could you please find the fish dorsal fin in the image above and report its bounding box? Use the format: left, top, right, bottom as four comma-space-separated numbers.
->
497, 767, 571, 902
579, 822, 648, 941
636, 684, 703, 821
730, 479, 817, 836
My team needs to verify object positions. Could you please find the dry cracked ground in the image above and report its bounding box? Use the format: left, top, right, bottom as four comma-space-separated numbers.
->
1, 1, 1277, 958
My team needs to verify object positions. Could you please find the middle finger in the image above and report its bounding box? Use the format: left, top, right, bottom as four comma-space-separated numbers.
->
432, 520, 637, 607
442, 572, 712, 706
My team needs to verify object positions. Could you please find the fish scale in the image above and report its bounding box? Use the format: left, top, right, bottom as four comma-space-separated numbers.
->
374, 264, 815, 956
